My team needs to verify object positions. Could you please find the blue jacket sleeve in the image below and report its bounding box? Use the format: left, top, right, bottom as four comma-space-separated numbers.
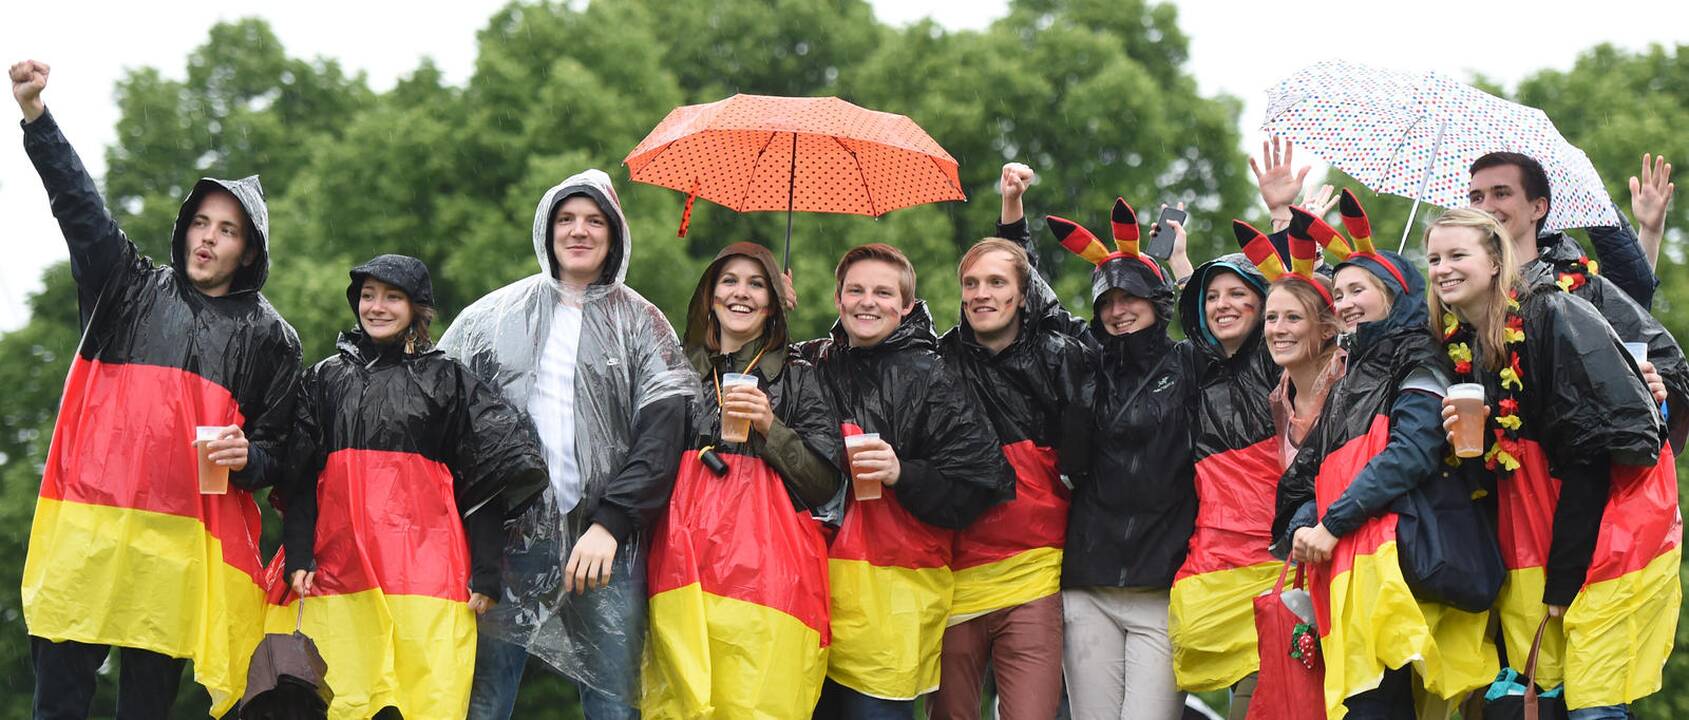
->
1584, 205, 1657, 310
1271, 499, 1319, 560
1320, 389, 1445, 538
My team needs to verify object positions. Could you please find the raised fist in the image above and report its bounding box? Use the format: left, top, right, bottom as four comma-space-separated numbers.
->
10, 60, 49, 122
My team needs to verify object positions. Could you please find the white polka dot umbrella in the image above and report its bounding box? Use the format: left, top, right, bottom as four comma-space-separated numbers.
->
1262, 60, 1619, 249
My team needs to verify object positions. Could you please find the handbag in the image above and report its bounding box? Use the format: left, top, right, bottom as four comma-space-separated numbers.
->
1392, 466, 1506, 612
1483, 616, 1569, 720
1247, 559, 1325, 720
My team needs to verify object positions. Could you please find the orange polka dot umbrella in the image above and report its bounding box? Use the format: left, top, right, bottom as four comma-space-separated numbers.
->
624, 93, 967, 268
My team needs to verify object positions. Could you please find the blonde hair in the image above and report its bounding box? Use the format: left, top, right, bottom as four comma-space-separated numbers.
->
1266, 275, 1340, 370
957, 238, 1031, 294
1424, 208, 1518, 371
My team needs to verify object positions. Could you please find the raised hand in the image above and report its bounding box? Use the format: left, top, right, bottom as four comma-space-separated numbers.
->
10, 59, 49, 122
1248, 136, 1310, 225
1150, 201, 1194, 281
1629, 153, 1674, 268
1298, 183, 1338, 218
1000, 163, 1034, 223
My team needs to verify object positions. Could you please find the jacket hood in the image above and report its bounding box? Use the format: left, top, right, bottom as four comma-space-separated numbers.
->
1089, 255, 1176, 332
170, 175, 270, 294
346, 253, 435, 317
1177, 252, 1268, 355
532, 169, 631, 289
684, 242, 789, 353
1335, 250, 1426, 354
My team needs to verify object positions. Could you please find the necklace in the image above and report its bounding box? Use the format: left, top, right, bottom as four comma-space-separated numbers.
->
1442, 291, 1525, 477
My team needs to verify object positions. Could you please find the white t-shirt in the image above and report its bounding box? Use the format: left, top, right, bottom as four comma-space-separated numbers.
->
529, 300, 585, 514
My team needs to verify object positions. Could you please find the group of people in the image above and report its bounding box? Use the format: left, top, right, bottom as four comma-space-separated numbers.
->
10, 52, 1684, 720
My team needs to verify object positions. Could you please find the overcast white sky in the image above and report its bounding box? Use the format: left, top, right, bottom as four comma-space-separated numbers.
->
2, 1, 1684, 331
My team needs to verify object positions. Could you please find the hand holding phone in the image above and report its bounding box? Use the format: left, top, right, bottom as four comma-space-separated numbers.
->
1146, 204, 1187, 260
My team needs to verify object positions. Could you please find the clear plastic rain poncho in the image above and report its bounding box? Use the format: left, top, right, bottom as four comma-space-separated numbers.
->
440, 169, 695, 702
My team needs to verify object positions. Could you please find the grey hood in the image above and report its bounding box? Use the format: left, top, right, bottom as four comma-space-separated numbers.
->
170, 175, 271, 294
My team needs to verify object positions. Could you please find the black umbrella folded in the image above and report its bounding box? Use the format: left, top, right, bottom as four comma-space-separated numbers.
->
240, 597, 332, 719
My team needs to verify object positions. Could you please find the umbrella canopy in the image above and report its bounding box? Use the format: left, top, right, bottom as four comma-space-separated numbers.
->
624, 94, 966, 264
1262, 60, 1618, 234
240, 601, 331, 719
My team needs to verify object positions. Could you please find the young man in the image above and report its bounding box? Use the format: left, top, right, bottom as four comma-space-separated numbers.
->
1468, 151, 1689, 450
806, 243, 1013, 719
928, 175, 1092, 719
442, 170, 694, 720
13, 60, 303, 718
1466, 151, 1665, 308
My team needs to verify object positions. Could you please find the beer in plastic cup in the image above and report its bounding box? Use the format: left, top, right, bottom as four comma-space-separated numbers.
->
1625, 341, 1650, 367
1447, 383, 1487, 459
845, 433, 883, 501
719, 373, 758, 443
196, 426, 230, 495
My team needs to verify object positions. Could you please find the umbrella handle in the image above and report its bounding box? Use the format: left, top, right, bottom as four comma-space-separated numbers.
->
1399, 118, 1450, 252
295, 592, 305, 633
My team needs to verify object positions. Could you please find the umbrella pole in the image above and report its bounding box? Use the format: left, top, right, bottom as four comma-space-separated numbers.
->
784, 132, 797, 271
1399, 119, 1450, 252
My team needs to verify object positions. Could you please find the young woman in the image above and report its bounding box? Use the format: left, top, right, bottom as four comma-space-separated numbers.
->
642, 242, 843, 719
268, 254, 549, 719
1166, 242, 1282, 718
1023, 195, 1195, 720
1262, 271, 1341, 472
1427, 208, 1677, 716
1272, 199, 1494, 719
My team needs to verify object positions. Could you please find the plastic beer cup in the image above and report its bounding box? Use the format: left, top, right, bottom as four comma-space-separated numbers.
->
1447, 383, 1487, 459
196, 426, 230, 495
719, 373, 758, 443
1625, 341, 1649, 367
845, 433, 883, 501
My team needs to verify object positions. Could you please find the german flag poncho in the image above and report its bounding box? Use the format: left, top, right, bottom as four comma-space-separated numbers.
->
265, 326, 547, 719
1482, 280, 1680, 709
1274, 195, 1495, 718
20, 111, 303, 716
1166, 245, 1279, 692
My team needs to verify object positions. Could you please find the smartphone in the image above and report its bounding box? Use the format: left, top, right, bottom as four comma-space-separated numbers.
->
1146, 205, 1187, 260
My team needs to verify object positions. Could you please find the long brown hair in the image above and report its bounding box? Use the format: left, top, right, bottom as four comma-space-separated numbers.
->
701, 255, 786, 354
1424, 208, 1518, 371
404, 304, 437, 354
1266, 275, 1340, 370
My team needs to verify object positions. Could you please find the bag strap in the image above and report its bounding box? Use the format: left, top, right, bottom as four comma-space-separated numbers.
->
1523, 614, 1550, 720
1274, 558, 1293, 593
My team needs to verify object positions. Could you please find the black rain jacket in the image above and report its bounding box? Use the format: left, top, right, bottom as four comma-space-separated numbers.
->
682, 243, 843, 510
1499, 284, 1665, 604
1179, 255, 1279, 485
802, 302, 1013, 529
21, 108, 302, 491
1525, 235, 1689, 453
996, 216, 1197, 588
280, 256, 548, 596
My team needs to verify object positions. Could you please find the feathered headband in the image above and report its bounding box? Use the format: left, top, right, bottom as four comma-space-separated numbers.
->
1045, 197, 1165, 281
1289, 189, 1408, 292
1231, 216, 1333, 307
